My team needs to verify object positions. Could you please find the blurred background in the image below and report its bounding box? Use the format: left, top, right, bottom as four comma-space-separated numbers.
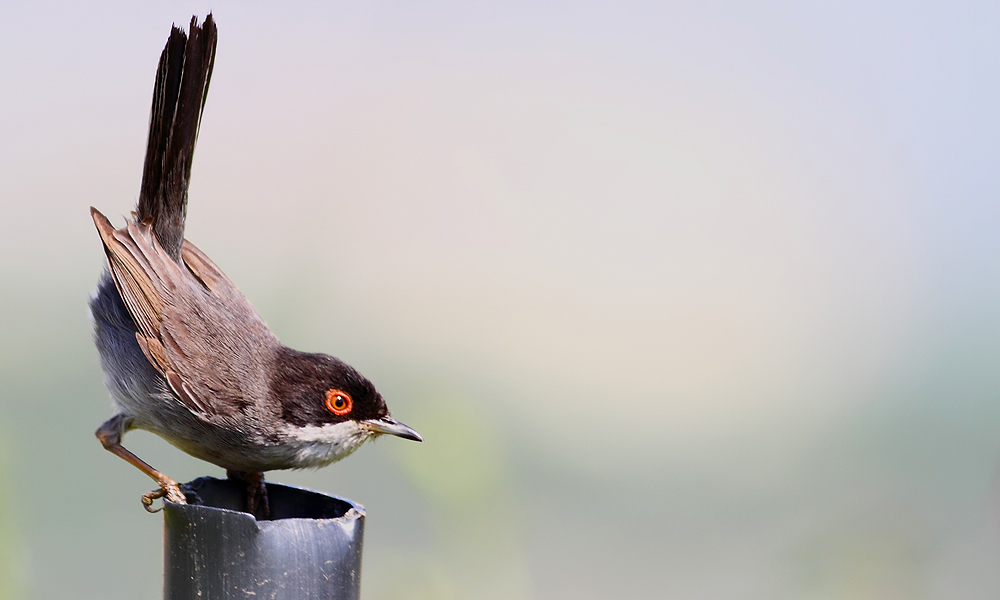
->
1, 1, 999, 598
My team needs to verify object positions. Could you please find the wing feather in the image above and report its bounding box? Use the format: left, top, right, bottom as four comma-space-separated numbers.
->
91, 206, 277, 418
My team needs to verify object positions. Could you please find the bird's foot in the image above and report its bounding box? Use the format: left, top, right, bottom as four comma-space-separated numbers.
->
141, 479, 187, 513
226, 470, 269, 519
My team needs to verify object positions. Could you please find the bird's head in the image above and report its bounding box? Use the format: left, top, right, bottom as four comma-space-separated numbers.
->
269, 347, 421, 468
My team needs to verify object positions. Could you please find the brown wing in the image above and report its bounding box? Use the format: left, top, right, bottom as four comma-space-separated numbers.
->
182, 239, 256, 313
91, 207, 277, 416
91, 208, 170, 341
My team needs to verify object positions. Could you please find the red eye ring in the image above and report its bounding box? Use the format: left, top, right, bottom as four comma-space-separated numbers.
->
325, 389, 353, 415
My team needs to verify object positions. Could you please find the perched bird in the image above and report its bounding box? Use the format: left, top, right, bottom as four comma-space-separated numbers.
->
90, 15, 421, 517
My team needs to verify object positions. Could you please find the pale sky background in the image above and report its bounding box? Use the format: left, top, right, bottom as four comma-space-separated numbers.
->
1, 2, 999, 599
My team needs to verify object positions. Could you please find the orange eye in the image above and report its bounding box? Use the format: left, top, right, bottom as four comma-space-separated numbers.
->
325, 389, 353, 415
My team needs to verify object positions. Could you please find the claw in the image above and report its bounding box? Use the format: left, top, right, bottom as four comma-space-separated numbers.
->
141, 489, 165, 513
141, 481, 187, 513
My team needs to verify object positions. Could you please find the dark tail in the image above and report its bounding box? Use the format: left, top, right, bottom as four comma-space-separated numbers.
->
136, 14, 217, 260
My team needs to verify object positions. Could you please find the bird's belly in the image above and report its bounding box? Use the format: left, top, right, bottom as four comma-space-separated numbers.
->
129, 412, 293, 473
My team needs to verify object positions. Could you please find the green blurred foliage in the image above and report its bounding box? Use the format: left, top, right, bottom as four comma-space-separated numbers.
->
0, 440, 23, 600
382, 395, 532, 600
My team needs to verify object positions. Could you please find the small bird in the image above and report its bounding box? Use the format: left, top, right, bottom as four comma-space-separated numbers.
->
90, 15, 421, 517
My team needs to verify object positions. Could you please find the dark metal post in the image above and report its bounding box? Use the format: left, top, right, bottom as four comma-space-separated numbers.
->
163, 477, 366, 600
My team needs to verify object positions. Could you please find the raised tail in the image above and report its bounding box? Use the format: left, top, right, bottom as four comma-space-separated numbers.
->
136, 14, 217, 261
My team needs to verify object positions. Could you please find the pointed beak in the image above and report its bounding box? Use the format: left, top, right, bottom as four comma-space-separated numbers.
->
364, 417, 423, 442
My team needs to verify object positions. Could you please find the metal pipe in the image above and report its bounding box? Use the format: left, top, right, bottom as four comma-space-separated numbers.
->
163, 477, 365, 600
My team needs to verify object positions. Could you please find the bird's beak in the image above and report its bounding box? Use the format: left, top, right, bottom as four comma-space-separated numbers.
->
365, 417, 423, 442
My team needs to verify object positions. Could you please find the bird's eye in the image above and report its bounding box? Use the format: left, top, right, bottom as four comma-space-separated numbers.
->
325, 389, 353, 416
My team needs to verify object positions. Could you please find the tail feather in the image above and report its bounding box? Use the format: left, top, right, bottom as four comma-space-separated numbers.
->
136, 14, 217, 260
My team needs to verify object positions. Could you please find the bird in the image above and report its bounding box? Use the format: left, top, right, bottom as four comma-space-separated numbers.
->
90, 14, 421, 518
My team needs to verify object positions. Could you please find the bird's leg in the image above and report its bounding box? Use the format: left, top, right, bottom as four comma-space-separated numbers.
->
226, 470, 269, 519
96, 414, 186, 512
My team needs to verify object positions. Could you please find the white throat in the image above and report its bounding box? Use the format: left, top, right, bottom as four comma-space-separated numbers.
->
282, 420, 372, 468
